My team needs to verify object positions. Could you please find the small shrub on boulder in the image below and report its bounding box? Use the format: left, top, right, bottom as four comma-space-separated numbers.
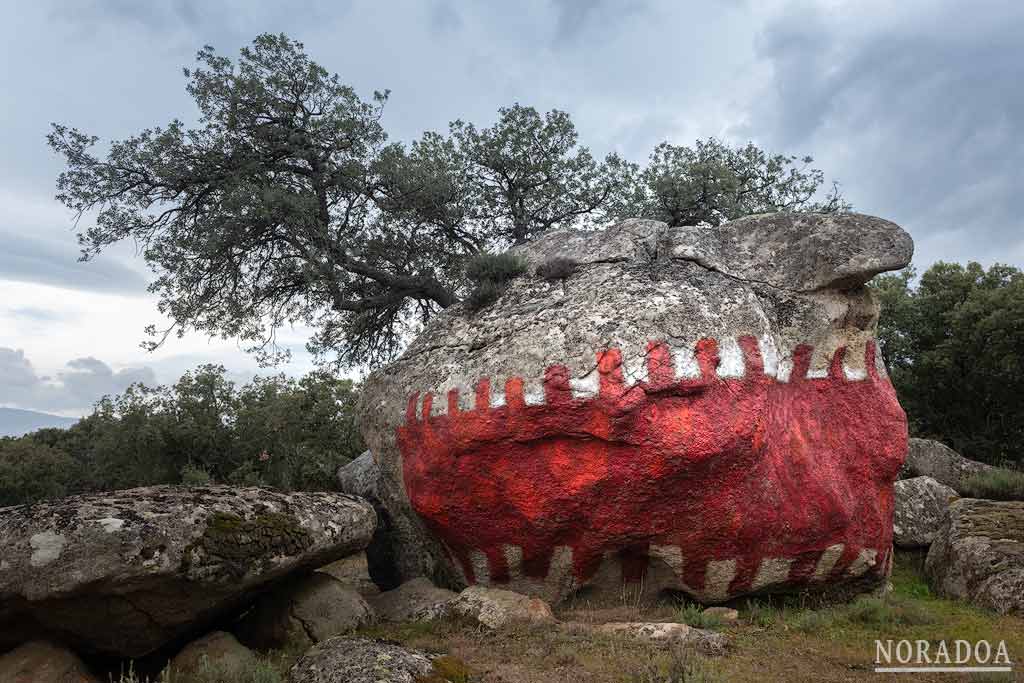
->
960, 467, 1024, 501
536, 257, 578, 281
464, 253, 527, 312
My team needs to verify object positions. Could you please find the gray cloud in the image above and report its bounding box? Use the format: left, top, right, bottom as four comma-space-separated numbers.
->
747, 0, 1024, 267
1, 0, 1020, 385
0, 230, 150, 294
6, 307, 68, 323
0, 348, 156, 415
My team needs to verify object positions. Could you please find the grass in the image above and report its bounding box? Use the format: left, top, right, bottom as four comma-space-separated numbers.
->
111, 648, 297, 683
677, 604, 724, 630
356, 551, 1024, 682
961, 467, 1024, 501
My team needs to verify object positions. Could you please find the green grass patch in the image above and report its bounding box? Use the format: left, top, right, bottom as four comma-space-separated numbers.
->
961, 467, 1024, 501
677, 604, 725, 630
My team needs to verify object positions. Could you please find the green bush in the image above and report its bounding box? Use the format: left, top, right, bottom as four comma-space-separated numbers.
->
180, 463, 213, 486
4, 366, 365, 507
960, 467, 1024, 501
536, 257, 578, 281
465, 251, 528, 284
464, 252, 527, 312
0, 439, 80, 506
676, 604, 723, 630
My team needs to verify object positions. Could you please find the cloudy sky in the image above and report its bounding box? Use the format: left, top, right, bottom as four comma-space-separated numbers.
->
1, 0, 1021, 416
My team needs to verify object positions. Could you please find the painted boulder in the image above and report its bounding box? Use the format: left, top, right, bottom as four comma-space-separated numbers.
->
358, 213, 912, 604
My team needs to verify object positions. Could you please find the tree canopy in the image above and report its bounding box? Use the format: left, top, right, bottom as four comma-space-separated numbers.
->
872, 261, 1024, 465
1, 365, 363, 506
49, 33, 844, 369
606, 138, 849, 226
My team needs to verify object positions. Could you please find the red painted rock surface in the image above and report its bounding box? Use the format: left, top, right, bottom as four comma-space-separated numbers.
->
397, 337, 904, 602
356, 213, 914, 602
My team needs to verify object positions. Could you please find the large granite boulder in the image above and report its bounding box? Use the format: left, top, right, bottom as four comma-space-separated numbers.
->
288, 637, 434, 683
0, 486, 375, 657
358, 213, 912, 604
893, 476, 959, 547
900, 438, 994, 493
925, 498, 1024, 616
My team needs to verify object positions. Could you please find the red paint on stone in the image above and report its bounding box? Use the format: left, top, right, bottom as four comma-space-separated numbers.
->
396, 336, 907, 596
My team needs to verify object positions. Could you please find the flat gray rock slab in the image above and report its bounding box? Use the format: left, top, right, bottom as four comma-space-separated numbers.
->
0, 485, 375, 657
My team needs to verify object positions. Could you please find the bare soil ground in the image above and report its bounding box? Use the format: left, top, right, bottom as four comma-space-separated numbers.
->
357, 552, 1024, 683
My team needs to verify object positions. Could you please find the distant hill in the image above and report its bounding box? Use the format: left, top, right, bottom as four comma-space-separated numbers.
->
0, 407, 78, 437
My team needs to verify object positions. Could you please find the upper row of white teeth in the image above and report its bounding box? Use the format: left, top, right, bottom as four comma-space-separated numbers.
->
416, 336, 888, 417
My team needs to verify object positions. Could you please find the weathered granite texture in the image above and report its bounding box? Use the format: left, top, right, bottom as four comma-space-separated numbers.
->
358, 213, 912, 604
0, 486, 375, 657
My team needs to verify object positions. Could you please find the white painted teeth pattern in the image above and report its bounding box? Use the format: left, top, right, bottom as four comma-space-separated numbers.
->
462, 543, 876, 602
672, 344, 701, 379
845, 548, 878, 578
874, 341, 889, 378
523, 378, 545, 406
621, 350, 648, 386
751, 557, 794, 591
409, 335, 885, 420
490, 380, 507, 408
757, 336, 780, 378
700, 559, 738, 603
568, 370, 600, 399
813, 543, 845, 581
715, 337, 746, 378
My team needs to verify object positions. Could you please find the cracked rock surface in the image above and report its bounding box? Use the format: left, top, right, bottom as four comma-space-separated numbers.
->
287, 636, 434, 683
893, 476, 959, 548
925, 498, 1024, 616
0, 486, 375, 657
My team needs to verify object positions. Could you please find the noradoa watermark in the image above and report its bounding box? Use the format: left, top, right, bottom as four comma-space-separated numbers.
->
874, 639, 1013, 673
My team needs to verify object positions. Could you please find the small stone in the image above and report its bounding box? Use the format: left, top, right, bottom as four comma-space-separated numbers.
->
448, 586, 555, 629
166, 631, 257, 678
0, 640, 99, 683
287, 636, 433, 683
369, 577, 457, 622
588, 622, 728, 655
318, 552, 379, 597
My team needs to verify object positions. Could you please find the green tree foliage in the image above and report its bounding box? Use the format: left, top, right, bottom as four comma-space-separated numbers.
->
0, 440, 81, 507
606, 138, 848, 226
48, 33, 839, 370
47, 35, 627, 368
872, 262, 1024, 465
0, 366, 364, 506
